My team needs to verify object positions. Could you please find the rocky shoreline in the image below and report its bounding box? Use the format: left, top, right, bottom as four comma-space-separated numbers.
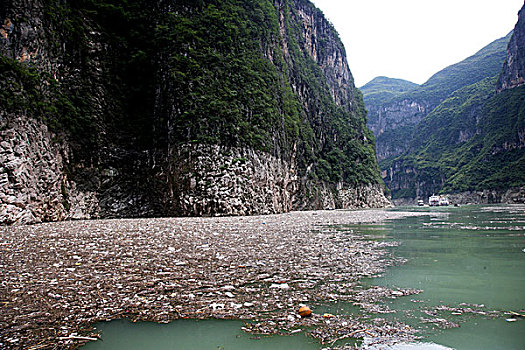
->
0, 209, 425, 349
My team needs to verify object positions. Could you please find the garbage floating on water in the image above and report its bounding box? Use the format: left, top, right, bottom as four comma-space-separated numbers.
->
0, 210, 426, 348
269, 283, 290, 290
505, 310, 525, 321
298, 305, 312, 317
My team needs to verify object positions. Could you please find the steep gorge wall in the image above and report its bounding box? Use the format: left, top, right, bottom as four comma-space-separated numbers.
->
150, 0, 389, 217
369, 99, 431, 161
165, 144, 390, 216
0, 115, 99, 224
0, 0, 104, 223
0, 0, 389, 224
380, 34, 525, 203
362, 25, 517, 202
366, 34, 511, 164
169, 144, 298, 216
292, 0, 356, 107
497, 5, 525, 91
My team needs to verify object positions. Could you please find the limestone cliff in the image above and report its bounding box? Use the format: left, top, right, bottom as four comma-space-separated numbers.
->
368, 99, 431, 162
0, 0, 389, 224
497, 5, 525, 91
364, 34, 510, 163
367, 4, 525, 202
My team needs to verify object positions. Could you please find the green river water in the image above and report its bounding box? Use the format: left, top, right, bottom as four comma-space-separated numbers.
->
82, 205, 525, 349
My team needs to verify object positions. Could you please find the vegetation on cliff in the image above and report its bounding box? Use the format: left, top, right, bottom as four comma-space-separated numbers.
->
380, 74, 524, 200
153, 0, 380, 185
364, 34, 511, 161
362, 29, 525, 200
0, 0, 384, 220
386, 81, 525, 199
360, 76, 418, 112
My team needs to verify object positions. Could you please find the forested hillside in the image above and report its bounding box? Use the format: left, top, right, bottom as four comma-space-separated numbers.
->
363, 5, 525, 203
0, 0, 389, 224
364, 34, 511, 163
361, 76, 418, 110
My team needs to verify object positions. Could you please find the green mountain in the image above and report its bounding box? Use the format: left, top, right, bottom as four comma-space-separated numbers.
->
360, 76, 418, 108
364, 33, 511, 163
378, 5, 525, 202
0, 0, 389, 224
385, 79, 525, 201
410, 33, 512, 105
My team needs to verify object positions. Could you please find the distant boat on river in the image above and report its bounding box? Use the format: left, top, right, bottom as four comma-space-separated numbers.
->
429, 195, 440, 206
429, 195, 450, 206
439, 196, 450, 206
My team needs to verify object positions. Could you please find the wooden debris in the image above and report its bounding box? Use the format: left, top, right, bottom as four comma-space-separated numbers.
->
0, 209, 425, 349
58, 335, 99, 341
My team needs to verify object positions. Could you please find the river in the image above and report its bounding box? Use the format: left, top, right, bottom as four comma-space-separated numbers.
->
82, 205, 525, 349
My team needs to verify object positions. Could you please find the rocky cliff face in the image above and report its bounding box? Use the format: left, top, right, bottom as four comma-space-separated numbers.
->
1, 0, 162, 223
292, 1, 355, 108
361, 77, 419, 137
364, 34, 510, 163
373, 4, 525, 203
366, 95, 437, 162
0, 0, 389, 224
497, 6, 525, 91
0, 116, 99, 224
370, 99, 430, 161
167, 144, 389, 216
152, 0, 389, 216
385, 77, 525, 203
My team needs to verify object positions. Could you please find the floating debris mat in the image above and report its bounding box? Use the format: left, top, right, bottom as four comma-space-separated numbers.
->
0, 209, 424, 349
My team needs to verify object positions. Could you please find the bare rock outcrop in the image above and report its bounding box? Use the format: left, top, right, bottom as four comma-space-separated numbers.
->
497, 6, 525, 91
0, 115, 99, 224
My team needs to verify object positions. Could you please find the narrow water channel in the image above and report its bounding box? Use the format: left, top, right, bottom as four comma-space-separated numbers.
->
82, 205, 525, 349
361, 205, 525, 349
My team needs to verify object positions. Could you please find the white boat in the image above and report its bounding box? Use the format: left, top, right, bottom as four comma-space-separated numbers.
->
439, 196, 450, 206
417, 199, 425, 206
429, 195, 440, 206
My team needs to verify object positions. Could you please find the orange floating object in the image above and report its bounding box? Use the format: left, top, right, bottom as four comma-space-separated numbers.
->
298, 305, 312, 317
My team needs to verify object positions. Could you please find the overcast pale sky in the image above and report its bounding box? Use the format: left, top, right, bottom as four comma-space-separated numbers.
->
310, 0, 523, 87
